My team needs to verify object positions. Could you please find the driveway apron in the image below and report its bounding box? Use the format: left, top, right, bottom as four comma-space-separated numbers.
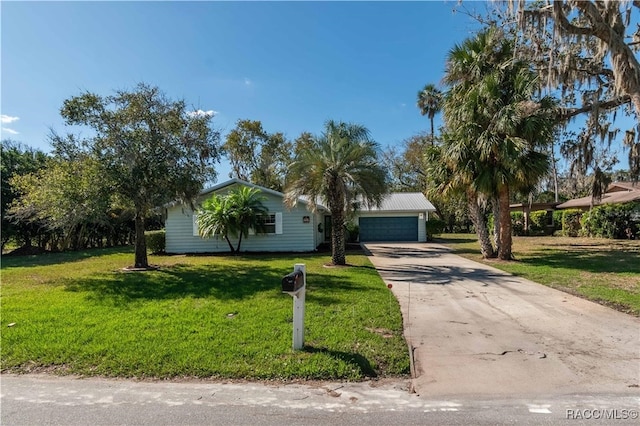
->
363, 243, 640, 398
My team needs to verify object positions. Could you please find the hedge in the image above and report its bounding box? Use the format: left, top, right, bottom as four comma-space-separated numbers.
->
426, 218, 446, 240
580, 202, 640, 239
561, 209, 583, 237
145, 230, 166, 254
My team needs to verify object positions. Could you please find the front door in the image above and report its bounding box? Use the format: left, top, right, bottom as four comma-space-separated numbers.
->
324, 215, 332, 242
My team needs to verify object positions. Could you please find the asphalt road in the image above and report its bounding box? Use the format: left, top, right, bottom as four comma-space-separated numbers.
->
2, 374, 639, 425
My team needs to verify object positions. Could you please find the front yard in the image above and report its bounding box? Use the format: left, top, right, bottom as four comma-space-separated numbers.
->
437, 234, 640, 316
0, 247, 409, 380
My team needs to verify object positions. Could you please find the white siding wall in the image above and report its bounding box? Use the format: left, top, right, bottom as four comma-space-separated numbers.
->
356, 211, 428, 242
166, 189, 318, 254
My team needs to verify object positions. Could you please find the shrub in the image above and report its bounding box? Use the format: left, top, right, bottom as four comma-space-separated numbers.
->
426, 218, 446, 240
145, 230, 165, 254
529, 210, 550, 235
345, 223, 359, 243
580, 202, 640, 239
561, 209, 583, 237
552, 210, 564, 231
510, 211, 525, 236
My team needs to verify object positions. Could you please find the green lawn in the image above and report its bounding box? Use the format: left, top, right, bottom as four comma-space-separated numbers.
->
1, 247, 409, 380
436, 234, 640, 316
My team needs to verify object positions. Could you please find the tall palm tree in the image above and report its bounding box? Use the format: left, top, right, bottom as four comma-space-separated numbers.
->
417, 84, 443, 143
442, 27, 556, 260
285, 120, 388, 265
197, 193, 236, 252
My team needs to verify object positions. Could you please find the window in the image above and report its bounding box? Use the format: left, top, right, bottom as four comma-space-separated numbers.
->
257, 214, 277, 234
254, 212, 283, 235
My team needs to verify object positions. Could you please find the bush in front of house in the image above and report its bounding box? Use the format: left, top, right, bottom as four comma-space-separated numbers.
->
561, 209, 583, 237
529, 210, 550, 235
580, 202, 640, 239
345, 223, 359, 243
145, 230, 166, 253
510, 211, 525, 236
553, 210, 564, 232
426, 218, 446, 240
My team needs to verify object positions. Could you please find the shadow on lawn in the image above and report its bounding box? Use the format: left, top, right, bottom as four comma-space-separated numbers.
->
304, 346, 377, 377
65, 264, 288, 303
1, 246, 133, 269
519, 249, 640, 274
64, 263, 372, 305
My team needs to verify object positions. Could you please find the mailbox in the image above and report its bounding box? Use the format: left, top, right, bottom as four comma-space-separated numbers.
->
282, 270, 304, 292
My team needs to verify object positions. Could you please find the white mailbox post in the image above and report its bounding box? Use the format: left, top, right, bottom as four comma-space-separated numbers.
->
281, 264, 306, 350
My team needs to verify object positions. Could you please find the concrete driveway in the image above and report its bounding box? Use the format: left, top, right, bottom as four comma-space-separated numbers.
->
363, 242, 640, 398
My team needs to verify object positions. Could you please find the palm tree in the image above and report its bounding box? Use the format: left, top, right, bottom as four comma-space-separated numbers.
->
226, 186, 268, 252
417, 84, 443, 143
196, 186, 268, 253
442, 27, 556, 260
285, 120, 388, 265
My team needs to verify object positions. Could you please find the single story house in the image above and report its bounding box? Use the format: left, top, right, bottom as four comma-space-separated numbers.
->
556, 181, 640, 210
164, 178, 436, 253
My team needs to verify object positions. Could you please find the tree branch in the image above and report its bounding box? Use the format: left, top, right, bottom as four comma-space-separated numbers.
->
552, 1, 595, 36
557, 94, 632, 121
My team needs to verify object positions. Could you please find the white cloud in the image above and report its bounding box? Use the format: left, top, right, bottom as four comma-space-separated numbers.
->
1, 114, 19, 124
2, 127, 19, 135
188, 109, 217, 118
1, 115, 20, 135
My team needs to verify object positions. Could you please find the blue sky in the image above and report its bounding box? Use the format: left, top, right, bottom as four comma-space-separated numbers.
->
1, 0, 482, 180
1, 1, 633, 180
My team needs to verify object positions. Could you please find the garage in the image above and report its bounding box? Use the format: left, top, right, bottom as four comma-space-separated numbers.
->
359, 216, 418, 242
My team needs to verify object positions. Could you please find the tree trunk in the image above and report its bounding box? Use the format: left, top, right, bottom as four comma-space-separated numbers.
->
492, 199, 501, 256
224, 235, 236, 253
497, 185, 513, 260
551, 141, 559, 202
331, 209, 346, 265
467, 190, 495, 259
134, 209, 149, 268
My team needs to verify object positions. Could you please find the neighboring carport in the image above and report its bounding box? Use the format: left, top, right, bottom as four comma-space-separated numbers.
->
357, 193, 436, 242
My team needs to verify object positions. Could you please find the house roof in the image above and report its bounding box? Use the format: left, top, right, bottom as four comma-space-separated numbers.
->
557, 181, 640, 209
183, 179, 435, 213
199, 178, 286, 200
363, 192, 436, 212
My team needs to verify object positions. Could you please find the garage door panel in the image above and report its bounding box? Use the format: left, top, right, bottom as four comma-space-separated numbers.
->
359, 217, 418, 242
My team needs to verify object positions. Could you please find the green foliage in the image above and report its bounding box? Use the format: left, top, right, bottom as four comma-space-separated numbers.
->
223, 119, 292, 191
425, 218, 446, 240
510, 211, 525, 236
529, 210, 550, 235
145, 230, 165, 254
345, 223, 359, 243
1, 249, 408, 379
59, 83, 221, 268
561, 209, 583, 237
441, 26, 557, 259
580, 202, 640, 239
285, 120, 388, 265
1, 140, 49, 250
197, 186, 268, 252
553, 210, 564, 231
